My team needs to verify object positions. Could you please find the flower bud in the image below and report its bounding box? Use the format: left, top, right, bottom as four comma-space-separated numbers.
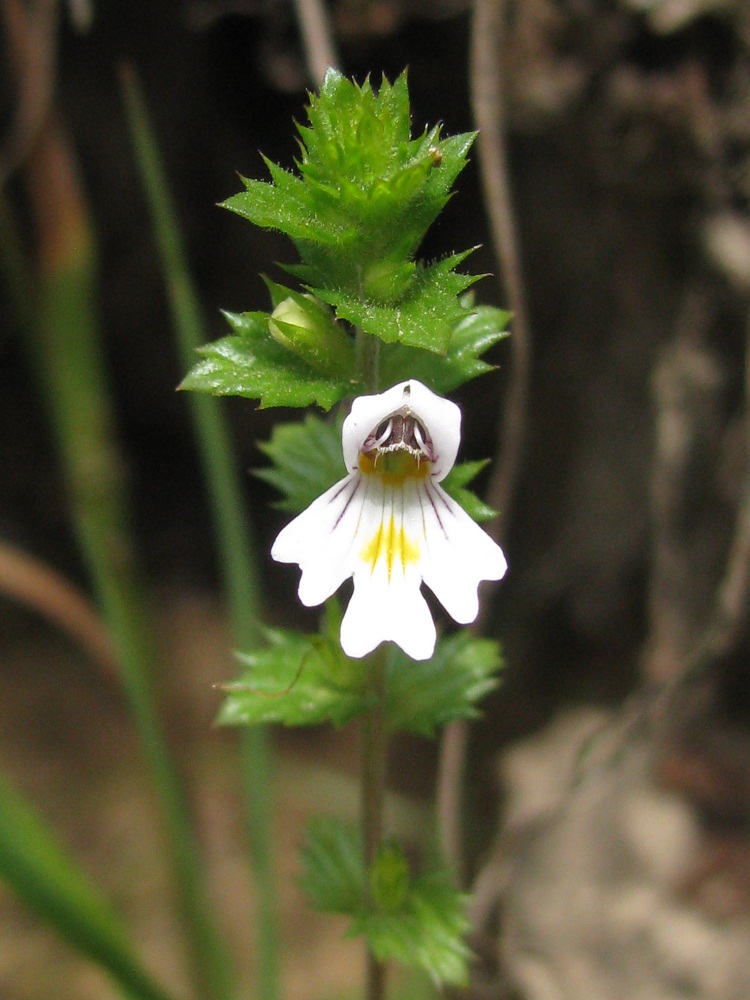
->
370, 843, 410, 912
269, 295, 355, 375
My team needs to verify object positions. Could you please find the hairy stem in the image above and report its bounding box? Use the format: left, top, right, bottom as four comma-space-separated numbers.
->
361, 647, 388, 1000
357, 328, 381, 394
354, 324, 388, 998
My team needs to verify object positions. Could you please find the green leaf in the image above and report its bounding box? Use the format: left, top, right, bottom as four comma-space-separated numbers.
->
369, 842, 410, 912
298, 817, 364, 915
442, 459, 499, 523
354, 875, 472, 987
300, 71, 412, 185
318, 252, 480, 353
0, 772, 176, 1000
299, 818, 471, 986
180, 310, 357, 410
223, 171, 350, 247
385, 633, 503, 737
216, 70, 486, 349
219, 627, 501, 737
417, 131, 477, 218
256, 413, 344, 513
379, 303, 510, 393
218, 622, 369, 728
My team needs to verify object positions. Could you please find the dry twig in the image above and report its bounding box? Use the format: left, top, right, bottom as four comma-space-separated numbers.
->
0, 0, 58, 186
437, 0, 533, 882
291, 0, 340, 85
0, 541, 118, 677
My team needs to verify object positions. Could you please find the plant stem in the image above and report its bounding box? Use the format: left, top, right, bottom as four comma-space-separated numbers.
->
355, 323, 388, 999
120, 68, 280, 1000
361, 647, 388, 1000
356, 328, 381, 394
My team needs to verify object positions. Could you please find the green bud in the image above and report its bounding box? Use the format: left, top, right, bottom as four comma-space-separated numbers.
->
268, 295, 355, 376
369, 842, 410, 912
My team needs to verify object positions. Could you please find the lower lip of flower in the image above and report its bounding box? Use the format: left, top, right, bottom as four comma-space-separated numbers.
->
360, 514, 421, 579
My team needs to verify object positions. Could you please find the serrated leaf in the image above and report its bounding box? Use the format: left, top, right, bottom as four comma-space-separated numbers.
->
298, 817, 364, 914
419, 132, 477, 207
301, 71, 413, 191
445, 488, 497, 524
370, 842, 410, 912
218, 625, 368, 728
442, 459, 499, 523
191, 70, 500, 389
353, 875, 472, 987
379, 303, 510, 393
180, 316, 355, 409
385, 633, 502, 737
443, 458, 489, 491
223, 171, 346, 246
319, 252, 479, 353
299, 818, 471, 987
256, 413, 344, 513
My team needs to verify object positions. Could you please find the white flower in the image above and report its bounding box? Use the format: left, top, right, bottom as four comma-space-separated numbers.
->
271, 379, 508, 660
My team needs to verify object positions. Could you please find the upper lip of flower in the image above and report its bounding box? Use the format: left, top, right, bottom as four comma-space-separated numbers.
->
362, 410, 436, 463
343, 380, 459, 481
271, 378, 507, 661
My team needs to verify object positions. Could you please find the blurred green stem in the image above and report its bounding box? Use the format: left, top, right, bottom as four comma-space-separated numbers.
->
23, 114, 234, 1000
120, 68, 280, 1000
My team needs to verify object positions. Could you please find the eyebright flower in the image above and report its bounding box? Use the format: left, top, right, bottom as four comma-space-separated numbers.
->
271, 380, 507, 660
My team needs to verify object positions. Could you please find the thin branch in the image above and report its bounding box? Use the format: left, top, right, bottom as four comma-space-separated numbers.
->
0, 0, 58, 186
471, 0, 531, 545
291, 0, 340, 86
642, 289, 722, 684
701, 302, 750, 659
437, 0, 532, 881
436, 712, 469, 883
465, 291, 750, 954
0, 541, 118, 678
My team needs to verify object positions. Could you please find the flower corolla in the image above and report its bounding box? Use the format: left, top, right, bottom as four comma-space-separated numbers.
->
271, 379, 507, 660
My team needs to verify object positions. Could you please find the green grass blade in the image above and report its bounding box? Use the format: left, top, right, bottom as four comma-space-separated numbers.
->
120, 67, 280, 1000
24, 122, 235, 1000
0, 772, 178, 1000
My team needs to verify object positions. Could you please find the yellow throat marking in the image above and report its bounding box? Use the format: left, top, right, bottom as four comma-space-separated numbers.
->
358, 450, 430, 485
360, 515, 420, 579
